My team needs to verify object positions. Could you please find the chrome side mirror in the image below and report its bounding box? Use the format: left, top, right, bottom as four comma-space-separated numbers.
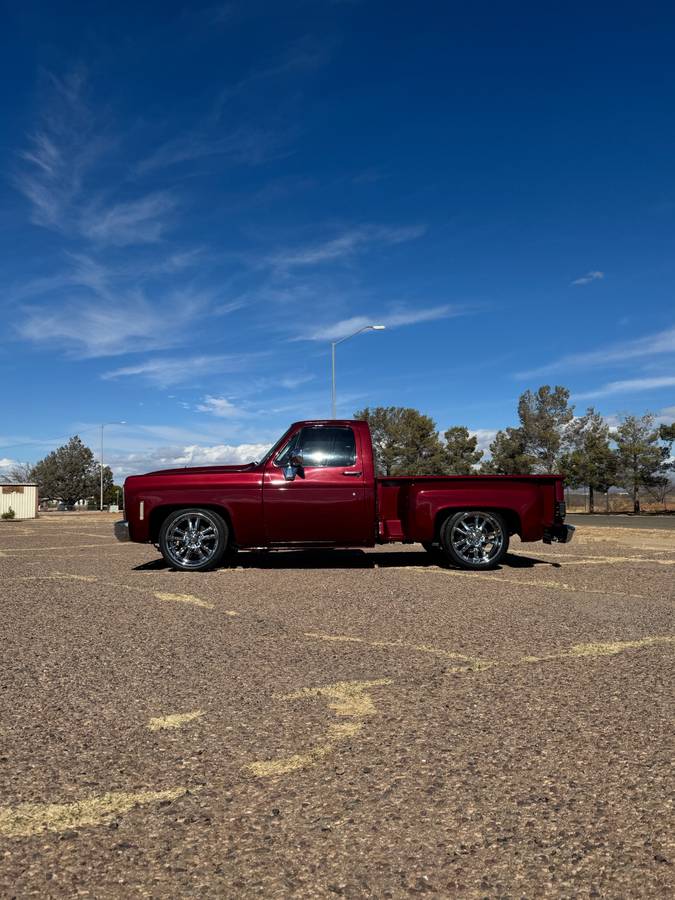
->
283, 449, 303, 481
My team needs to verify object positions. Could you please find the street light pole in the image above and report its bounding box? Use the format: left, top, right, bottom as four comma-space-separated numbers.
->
100, 421, 126, 511
330, 325, 385, 418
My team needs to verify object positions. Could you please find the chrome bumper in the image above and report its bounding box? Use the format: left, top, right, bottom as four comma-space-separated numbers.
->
114, 520, 130, 542
543, 524, 575, 544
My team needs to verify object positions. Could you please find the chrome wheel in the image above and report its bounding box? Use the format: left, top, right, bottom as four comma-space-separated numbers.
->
164, 511, 222, 569
447, 511, 505, 567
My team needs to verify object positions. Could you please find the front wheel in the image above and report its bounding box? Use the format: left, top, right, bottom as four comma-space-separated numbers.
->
159, 508, 228, 571
440, 510, 509, 570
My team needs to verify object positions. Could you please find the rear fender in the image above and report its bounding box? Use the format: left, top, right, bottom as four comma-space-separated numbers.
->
409, 486, 540, 541
432, 506, 522, 542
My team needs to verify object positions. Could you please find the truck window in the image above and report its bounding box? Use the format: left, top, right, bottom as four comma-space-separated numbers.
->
275, 426, 356, 468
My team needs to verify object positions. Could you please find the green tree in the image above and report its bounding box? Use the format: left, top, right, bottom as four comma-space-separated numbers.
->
31, 436, 100, 506
614, 414, 669, 513
560, 408, 617, 512
354, 407, 446, 475
482, 427, 533, 474
517, 385, 574, 473
659, 423, 675, 453
443, 426, 483, 474
104, 479, 124, 507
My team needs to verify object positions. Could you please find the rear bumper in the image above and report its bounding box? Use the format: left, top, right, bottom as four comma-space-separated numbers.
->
543, 524, 575, 544
114, 520, 130, 542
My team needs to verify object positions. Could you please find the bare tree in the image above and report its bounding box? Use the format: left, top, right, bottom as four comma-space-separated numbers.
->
6, 462, 35, 483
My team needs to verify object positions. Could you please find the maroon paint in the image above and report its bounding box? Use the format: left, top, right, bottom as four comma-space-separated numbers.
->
122, 420, 566, 548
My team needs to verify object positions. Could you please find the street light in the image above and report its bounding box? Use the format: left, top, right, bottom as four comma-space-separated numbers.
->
100, 421, 126, 511
331, 325, 385, 418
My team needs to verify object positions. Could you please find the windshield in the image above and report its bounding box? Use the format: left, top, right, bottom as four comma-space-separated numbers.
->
257, 427, 293, 467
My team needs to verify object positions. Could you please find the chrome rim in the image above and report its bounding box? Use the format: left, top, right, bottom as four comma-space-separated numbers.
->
165, 512, 220, 568
449, 512, 504, 566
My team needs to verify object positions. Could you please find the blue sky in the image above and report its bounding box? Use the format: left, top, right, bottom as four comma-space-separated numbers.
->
2, 1, 675, 477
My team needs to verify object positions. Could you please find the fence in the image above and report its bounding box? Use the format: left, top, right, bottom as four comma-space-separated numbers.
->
565, 488, 675, 513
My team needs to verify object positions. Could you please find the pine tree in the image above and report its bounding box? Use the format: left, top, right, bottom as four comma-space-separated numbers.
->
614, 415, 669, 513
443, 426, 483, 474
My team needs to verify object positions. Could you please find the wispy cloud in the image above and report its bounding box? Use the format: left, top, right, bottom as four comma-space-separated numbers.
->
14, 69, 108, 230
135, 36, 328, 176
213, 36, 331, 111
571, 270, 604, 286
268, 225, 427, 269
135, 127, 289, 175
300, 304, 466, 341
18, 291, 209, 359
15, 70, 177, 247
279, 373, 315, 389
196, 395, 244, 417
574, 375, 675, 400
102, 354, 256, 387
9, 249, 205, 305
80, 191, 176, 245
515, 325, 675, 379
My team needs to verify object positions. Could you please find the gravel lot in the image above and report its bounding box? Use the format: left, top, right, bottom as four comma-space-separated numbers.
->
1, 513, 673, 898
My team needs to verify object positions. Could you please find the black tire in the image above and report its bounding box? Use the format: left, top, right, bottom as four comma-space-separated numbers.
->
159, 508, 228, 572
421, 541, 443, 559
439, 510, 509, 570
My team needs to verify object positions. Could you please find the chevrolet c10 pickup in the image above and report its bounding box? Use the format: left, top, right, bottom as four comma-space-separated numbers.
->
115, 419, 574, 571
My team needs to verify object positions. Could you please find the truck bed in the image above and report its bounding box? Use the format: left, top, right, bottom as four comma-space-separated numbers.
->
376, 474, 563, 544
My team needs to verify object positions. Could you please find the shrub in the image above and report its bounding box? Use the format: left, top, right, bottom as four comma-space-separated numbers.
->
1, 507, 16, 520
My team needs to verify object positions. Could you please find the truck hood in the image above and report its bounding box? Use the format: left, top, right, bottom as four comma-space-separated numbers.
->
131, 462, 259, 478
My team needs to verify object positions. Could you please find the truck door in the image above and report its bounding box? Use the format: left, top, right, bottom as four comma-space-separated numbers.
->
263, 424, 369, 544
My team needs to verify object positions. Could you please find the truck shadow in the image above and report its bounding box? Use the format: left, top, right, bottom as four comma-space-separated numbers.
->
134, 549, 561, 572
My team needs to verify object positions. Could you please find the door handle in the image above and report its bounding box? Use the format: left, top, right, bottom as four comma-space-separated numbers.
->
343, 471, 362, 476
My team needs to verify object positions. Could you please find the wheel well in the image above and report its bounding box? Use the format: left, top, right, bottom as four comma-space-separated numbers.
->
433, 507, 521, 541
149, 504, 235, 545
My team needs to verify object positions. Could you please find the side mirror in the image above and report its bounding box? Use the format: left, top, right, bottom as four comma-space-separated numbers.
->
283, 449, 303, 481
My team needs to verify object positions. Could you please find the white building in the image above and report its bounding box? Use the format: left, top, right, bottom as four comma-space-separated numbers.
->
0, 483, 38, 519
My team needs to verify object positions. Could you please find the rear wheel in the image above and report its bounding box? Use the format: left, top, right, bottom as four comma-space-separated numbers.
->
440, 510, 508, 570
159, 508, 228, 572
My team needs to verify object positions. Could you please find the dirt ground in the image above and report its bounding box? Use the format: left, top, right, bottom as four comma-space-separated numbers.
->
0, 513, 673, 898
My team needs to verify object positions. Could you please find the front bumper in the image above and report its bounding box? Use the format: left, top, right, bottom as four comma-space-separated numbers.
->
543, 524, 575, 544
114, 520, 130, 542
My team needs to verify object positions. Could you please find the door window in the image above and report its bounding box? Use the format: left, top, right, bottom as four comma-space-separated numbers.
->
275, 426, 356, 468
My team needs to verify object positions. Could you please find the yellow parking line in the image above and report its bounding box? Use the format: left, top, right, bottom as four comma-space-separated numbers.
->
521, 636, 675, 663
281, 678, 392, 717
0, 787, 192, 838
0, 544, 125, 556
148, 710, 204, 731
304, 631, 492, 671
424, 568, 646, 598
152, 591, 214, 610
245, 680, 390, 777
560, 556, 675, 567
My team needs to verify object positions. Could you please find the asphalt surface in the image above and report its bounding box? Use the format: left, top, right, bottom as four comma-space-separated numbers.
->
567, 514, 675, 530
1, 514, 673, 898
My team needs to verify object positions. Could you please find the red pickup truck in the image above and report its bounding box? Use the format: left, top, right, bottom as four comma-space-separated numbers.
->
115, 419, 574, 571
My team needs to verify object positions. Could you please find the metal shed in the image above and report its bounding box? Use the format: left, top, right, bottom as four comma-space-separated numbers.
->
0, 483, 38, 519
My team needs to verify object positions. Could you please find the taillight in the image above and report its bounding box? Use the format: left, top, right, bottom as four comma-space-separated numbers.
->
555, 500, 566, 521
